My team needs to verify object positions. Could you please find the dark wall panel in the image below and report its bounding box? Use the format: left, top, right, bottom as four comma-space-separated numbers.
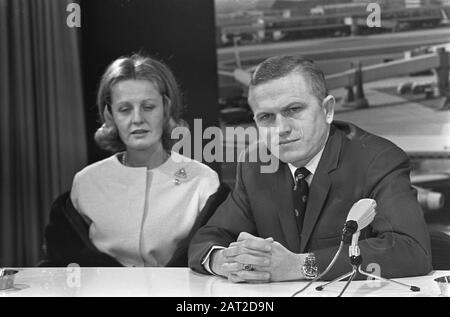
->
80, 0, 220, 173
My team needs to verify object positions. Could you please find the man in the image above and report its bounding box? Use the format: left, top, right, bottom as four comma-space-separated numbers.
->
188, 55, 432, 283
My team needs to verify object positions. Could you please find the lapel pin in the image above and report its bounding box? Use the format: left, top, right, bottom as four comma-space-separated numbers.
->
175, 168, 187, 179
174, 168, 187, 185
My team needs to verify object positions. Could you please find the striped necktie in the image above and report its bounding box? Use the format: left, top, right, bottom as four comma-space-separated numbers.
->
293, 167, 311, 240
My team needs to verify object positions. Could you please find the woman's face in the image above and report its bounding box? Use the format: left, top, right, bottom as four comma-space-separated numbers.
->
109, 79, 165, 152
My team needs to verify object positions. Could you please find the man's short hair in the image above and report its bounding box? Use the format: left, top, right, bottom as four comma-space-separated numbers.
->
250, 55, 328, 101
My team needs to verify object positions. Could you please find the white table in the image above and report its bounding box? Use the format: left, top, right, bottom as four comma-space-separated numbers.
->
1, 268, 448, 297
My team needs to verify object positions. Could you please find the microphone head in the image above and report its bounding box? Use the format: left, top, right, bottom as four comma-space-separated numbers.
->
342, 199, 376, 243
346, 198, 377, 231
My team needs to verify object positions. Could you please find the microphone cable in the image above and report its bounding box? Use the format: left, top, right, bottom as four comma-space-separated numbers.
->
290, 240, 345, 297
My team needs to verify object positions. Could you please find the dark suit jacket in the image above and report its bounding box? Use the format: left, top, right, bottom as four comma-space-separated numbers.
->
188, 121, 432, 280
39, 183, 230, 267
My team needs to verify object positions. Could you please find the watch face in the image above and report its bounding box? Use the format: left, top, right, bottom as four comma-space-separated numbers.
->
302, 253, 318, 279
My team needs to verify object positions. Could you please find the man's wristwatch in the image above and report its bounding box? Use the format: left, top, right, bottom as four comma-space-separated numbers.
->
302, 253, 318, 280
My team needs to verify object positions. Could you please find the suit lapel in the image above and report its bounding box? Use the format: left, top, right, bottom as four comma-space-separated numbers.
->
271, 162, 301, 252
300, 125, 343, 252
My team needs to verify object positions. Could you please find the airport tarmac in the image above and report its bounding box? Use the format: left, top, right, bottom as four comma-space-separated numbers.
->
217, 27, 450, 100
332, 75, 450, 138
218, 27, 450, 69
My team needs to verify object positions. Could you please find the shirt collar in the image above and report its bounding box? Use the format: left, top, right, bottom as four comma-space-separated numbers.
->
287, 134, 328, 181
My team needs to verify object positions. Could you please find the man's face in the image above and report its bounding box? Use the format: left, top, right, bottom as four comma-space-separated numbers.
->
248, 72, 334, 167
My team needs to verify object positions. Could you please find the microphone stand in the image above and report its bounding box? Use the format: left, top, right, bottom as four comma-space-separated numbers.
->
315, 232, 421, 297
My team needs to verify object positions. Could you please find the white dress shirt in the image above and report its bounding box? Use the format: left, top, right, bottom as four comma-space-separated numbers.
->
287, 145, 325, 186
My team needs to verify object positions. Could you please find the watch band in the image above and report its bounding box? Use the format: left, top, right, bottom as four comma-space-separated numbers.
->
302, 253, 318, 280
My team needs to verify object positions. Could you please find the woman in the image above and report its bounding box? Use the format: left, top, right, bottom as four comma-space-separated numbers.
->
68, 54, 220, 267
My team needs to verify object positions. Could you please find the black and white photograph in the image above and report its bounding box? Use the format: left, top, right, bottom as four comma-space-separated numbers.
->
1, 0, 450, 300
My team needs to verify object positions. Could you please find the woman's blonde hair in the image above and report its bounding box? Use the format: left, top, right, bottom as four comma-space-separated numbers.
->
94, 53, 187, 152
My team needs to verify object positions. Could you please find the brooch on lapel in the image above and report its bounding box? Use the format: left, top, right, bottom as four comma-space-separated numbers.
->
174, 168, 187, 185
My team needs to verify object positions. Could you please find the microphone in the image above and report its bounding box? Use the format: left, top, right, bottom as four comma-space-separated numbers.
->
342, 199, 376, 243
308, 197, 419, 296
